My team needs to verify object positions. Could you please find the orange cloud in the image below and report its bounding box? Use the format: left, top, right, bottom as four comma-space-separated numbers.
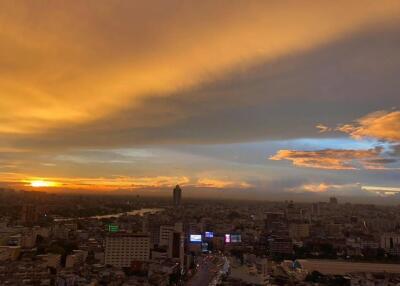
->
288, 182, 360, 193
270, 148, 382, 170
298, 183, 331, 193
316, 124, 332, 133
274, 109, 400, 170
196, 178, 251, 189
286, 182, 363, 195
361, 158, 400, 170
336, 110, 400, 142
1, 2, 400, 135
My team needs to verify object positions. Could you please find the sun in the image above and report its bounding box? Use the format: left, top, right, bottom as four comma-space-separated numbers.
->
30, 180, 59, 188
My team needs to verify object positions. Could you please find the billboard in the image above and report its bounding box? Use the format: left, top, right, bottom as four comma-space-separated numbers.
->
190, 234, 202, 243
231, 234, 242, 243
205, 231, 214, 238
224, 234, 231, 243
107, 224, 119, 233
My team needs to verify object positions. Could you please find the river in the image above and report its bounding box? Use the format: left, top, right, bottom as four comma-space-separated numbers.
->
54, 208, 164, 222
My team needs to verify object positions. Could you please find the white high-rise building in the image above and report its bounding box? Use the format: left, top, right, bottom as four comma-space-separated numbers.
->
105, 233, 150, 268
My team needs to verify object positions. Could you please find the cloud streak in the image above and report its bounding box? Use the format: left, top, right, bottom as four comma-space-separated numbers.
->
287, 182, 362, 194
196, 178, 251, 189
336, 110, 400, 142
270, 148, 386, 170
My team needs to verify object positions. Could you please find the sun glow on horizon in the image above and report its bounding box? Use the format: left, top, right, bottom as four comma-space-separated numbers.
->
29, 180, 60, 188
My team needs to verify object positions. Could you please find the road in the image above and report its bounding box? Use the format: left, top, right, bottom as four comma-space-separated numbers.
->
186, 255, 223, 286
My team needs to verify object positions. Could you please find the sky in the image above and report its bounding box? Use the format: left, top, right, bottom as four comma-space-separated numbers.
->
0, 1, 399, 201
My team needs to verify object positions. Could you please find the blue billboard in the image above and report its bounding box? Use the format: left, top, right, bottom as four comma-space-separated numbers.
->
205, 231, 214, 238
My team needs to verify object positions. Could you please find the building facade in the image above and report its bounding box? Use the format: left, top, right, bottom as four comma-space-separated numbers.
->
105, 234, 150, 268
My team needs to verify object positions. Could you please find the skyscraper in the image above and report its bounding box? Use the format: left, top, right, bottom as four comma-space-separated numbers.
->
173, 185, 182, 206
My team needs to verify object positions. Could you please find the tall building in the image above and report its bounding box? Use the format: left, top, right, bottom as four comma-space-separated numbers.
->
173, 185, 182, 206
168, 231, 185, 267
105, 233, 150, 268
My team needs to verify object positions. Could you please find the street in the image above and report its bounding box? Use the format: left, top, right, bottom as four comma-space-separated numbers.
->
186, 255, 223, 286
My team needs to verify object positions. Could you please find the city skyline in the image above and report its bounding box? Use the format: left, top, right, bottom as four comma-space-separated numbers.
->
0, 1, 399, 201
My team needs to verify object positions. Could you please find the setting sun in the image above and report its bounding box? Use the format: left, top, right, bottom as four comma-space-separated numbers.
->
30, 180, 59, 188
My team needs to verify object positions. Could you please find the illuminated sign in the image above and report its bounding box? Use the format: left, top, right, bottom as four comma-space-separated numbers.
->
190, 234, 202, 243
225, 234, 231, 243
107, 224, 119, 233
231, 234, 242, 243
205, 231, 214, 238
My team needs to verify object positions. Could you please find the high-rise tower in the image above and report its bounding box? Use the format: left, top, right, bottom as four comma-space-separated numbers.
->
173, 185, 182, 206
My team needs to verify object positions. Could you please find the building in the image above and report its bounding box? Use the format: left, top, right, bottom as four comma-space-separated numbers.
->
65, 250, 87, 268
168, 231, 184, 267
151, 248, 168, 260
324, 223, 343, 237
159, 223, 183, 247
311, 203, 321, 216
20, 204, 39, 225
265, 212, 286, 232
285, 201, 302, 221
159, 225, 175, 247
381, 233, 400, 255
299, 259, 400, 275
329, 197, 338, 205
147, 223, 161, 247
173, 185, 182, 206
37, 253, 62, 268
105, 233, 150, 268
8, 232, 36, 249
269, 237, 293, 255
212, 236, 225, 251
0, 246, 20, 261
288, 223, 310, 239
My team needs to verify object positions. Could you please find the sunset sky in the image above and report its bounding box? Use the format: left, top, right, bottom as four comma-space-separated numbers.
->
0, 1, 399, 199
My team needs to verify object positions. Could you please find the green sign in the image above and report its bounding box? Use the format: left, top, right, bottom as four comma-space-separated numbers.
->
107, 224, 119, 233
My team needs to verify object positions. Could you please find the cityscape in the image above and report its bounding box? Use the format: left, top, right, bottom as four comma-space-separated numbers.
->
2, 188, 400, 285
1, 1, 400, 286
